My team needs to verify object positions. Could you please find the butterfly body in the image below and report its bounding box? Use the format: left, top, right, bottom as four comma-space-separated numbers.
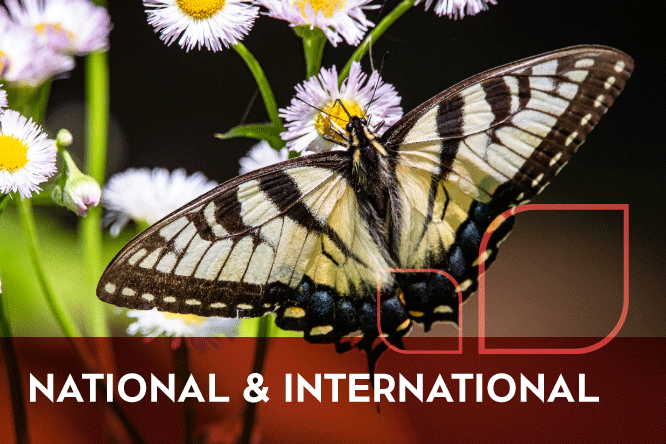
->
98, 46, 633, 360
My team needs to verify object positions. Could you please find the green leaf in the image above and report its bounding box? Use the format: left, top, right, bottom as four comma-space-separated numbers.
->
215, 123, 286, 150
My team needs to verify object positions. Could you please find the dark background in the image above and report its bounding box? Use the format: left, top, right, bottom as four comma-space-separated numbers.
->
42, 0, 665, 337
1, 2, 665, 443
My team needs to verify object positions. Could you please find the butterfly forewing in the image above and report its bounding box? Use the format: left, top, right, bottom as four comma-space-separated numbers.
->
386, 45, 633, 205
98, 152, 353, 318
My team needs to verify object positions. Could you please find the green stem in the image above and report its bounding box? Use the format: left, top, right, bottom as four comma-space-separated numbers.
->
0, 334, 29, 444
1, 195, 11, 337
238, 315, 270, 444
339, 0, 417, 85
173, 341, 196, 444
232, 42, 283, 130
0, 195, 29, 444
17, 198, 83, 338
81, 50, 110, 337
294, 26, 327, 78
0, 301, 12, 337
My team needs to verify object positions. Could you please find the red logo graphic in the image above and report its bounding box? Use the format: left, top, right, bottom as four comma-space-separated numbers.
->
377, 204, 630, 355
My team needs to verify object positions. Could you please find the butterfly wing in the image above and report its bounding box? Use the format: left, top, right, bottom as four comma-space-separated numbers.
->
98, 150, 402, 343
98, 153, 350, 319
383, 45, 633, 329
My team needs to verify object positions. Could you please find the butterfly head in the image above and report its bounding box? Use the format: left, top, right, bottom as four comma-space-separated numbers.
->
346, 115, 388, 157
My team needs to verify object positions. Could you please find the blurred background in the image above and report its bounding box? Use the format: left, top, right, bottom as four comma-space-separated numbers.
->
1, 1, 664, 443
0, 0, 664, 338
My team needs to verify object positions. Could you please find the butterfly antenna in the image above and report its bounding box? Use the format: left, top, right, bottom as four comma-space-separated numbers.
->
295, 96, 330, 117
334, 98, 353, 119
367, 0, 388, 72
295, 97, 349, 142
295, 97, 349, 138
240, 88, 260, 125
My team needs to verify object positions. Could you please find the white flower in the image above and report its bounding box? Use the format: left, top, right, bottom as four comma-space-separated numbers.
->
144, 0, 259, 52
3, 0, 111, 56
0, 16, 74, 86
0, 109, 57, 199
279, 61, 402, 153
239, 141, 291, 174
418, 0, 496, 19
0, 85, 7, 113
101, 167, 218, 236
127, 308, 238, 344
260, 0, 375, 46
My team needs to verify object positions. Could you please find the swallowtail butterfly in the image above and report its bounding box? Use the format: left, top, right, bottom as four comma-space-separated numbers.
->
98, 45, 633, 368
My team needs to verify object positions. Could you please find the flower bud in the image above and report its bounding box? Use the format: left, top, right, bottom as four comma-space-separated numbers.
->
52, 148, 101, 217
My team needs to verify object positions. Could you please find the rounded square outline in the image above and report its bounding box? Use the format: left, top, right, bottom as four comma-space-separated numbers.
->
376, 269, 463, 354
478, 204, 630, 354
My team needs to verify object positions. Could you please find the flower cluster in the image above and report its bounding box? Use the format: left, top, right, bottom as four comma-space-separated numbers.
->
0, 16, 73, 86
143, 0, 497, 51
0, 0, 111, 86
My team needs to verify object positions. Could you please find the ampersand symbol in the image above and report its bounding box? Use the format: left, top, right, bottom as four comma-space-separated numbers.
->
243, 373, 269, 403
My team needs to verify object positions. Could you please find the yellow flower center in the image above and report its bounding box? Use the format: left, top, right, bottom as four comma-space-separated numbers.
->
296, 0, 345, 18
34, 22, 75, 42
162, 312, 206, 325
177, 0, 226, 19
0, 135, 29, 172
314, 98, 364, 140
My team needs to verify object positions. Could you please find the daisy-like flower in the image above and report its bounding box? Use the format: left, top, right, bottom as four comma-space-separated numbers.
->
0, 109, 57, 199
127, 308, 239, 349
144, 0, 259, 52
418, 0, 496, 19
279, 60, 402, 153
260, 0, 375, 47
239, 140, 291, 175
101, 167, 218, 236
3, 0, 111, 56
0, 16, 74, 86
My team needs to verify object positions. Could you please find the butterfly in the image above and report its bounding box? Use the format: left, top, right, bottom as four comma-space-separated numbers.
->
98, 45, 633, 369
